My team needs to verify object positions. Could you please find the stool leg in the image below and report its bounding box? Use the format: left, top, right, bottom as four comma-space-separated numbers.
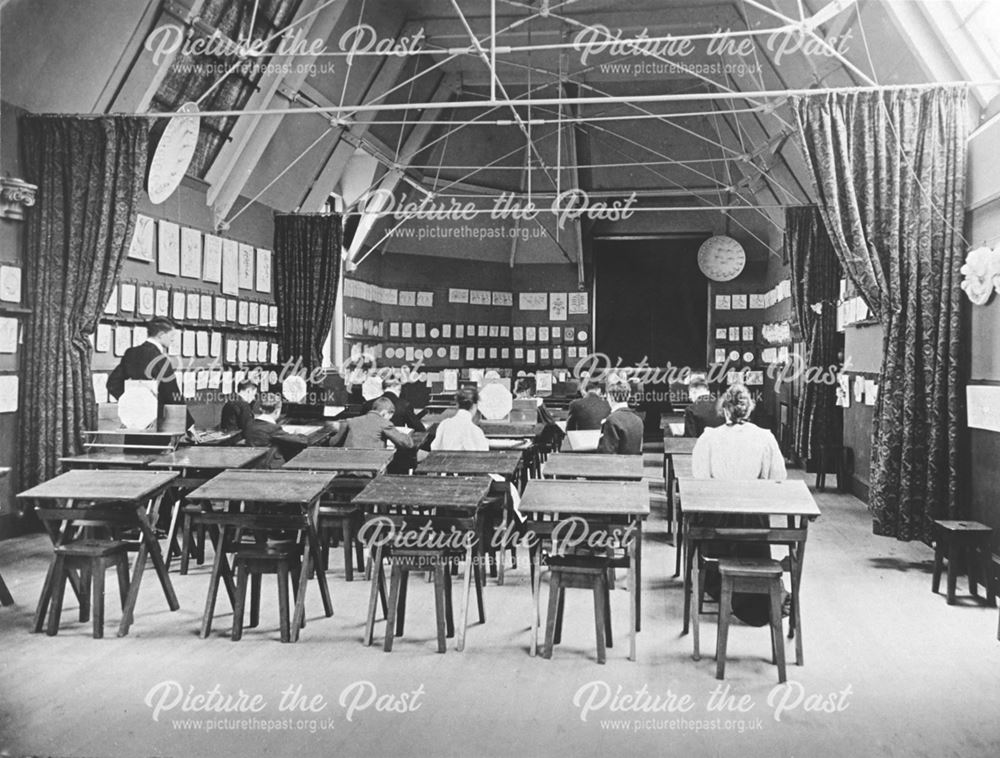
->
593, 577, 607, 664
232, 563, 248, 642
983, 542, 996, 607
46, 556, 67, 637
33, 560, 58, 633
474, 557, 485, 624
716, 578, 733, 680
92, 560, 105, 639
604, 573, 613, 649
180, 514, 192, 575
554, 585, 565, 645
277, 562, 291, 643
543, 574, 561, 660
354, 537, 365, 582
968, 545, 980, 598
443, 564, 455, 638
931, 535, 944, 594
78, 564, 91, 623
433, 565, 447, 653
396, 568, 409, 637
815, 449, 825, 491
249, 572, 261, 629
342, 521, 354, 582
384, 564, 402, 652
946, 541, 959, 605
770, 584, 787, 684
364, 548, 383, 647
116, 555, 130, 610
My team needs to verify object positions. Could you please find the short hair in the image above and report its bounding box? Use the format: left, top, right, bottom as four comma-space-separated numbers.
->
372, 396, 395, 414
720, 384, 755, 424
456, 387, 479, 410
258, 393, 282, 415
147, 318, 175, 337
689, 374, 709, 393
237, 380, 258, 394
514, 376, 536, 396
607, 382, 632, 404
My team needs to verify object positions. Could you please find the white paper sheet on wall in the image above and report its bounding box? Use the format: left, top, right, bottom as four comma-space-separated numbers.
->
0, 317, 18, 354
0, 375, 19, 413
0, 265, 23, 303
92, 373, 109, 403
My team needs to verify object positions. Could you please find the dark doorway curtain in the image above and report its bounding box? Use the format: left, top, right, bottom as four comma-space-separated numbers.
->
793, 86, 967, 542
17, 115, 149, 490
786, 206, 842, 463
595, 237, 708, 437
273, 213, 342, 370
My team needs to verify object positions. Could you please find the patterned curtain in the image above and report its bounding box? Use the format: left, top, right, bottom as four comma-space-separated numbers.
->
17, 115, 149, 490
273, 213, 342, 370
793, 86, 967, 542
786, 205, 842, 462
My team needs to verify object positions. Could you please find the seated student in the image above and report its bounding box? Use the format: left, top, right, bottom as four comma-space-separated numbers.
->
369, 378, 425, 432
566, 382, 611, 431
220, 380, 258, 432
431, 387, 490, 451
328, 396, 417, 451
691, 383, 787, 625
683, 373, 725, 437
597, 381, 644, 455
243, 394, 310, 468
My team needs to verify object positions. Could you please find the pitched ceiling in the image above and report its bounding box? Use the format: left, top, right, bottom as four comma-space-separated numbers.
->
2, 0, 998, 264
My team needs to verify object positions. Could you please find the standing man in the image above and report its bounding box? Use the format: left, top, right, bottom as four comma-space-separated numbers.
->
107, 318, 190, 428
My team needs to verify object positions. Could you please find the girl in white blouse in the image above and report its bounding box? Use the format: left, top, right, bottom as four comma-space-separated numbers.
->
691, 384, 787, 626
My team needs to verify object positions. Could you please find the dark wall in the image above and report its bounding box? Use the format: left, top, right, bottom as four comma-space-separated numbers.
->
0, 101, 278, 538
842, 322, 883, 500
0, 101, 26, 535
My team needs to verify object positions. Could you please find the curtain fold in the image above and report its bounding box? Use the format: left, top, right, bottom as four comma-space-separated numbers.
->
17, 115, 149, 490
786, 205, 842, 462
273, 213, 342, 370
793, 86, 967, 542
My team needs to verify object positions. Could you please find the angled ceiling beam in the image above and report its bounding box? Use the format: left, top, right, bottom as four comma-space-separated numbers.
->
884, 0, 992, 107
108, 0, 209, 113
562, 81, 585, 289
298, 43, 421, 212
204, 0, 349, 224
347, 74, 460, 266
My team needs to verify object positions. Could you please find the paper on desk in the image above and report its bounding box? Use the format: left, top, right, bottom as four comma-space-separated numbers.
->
489, 473, 523, 523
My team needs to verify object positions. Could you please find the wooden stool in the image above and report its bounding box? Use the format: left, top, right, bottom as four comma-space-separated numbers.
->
932, 521, 996, 607
543, 556, 613, 664
318, 505, 365, 582
383, 550, 484, 653
179, 503, 210, 574
231, 545, 301, 643
37, 540, 131, 639
815, 444, 848, 492
0, 570, 13, 607
716, 558, 786, 683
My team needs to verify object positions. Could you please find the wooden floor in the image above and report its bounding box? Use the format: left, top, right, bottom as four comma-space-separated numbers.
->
1, 458, 998, 758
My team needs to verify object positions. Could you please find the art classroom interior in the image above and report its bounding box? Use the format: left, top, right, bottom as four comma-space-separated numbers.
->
1, 1, 999, 756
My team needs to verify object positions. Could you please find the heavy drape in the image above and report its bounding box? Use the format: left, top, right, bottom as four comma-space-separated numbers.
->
273, 213, 342, 370
786, 205, 842, 463
793, 86, 967, 541
17, 115, 148, 490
